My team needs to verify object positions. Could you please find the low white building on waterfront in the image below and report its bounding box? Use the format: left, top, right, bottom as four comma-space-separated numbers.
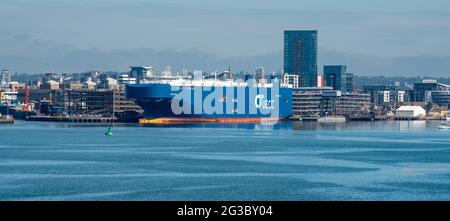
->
283, 74, 299, 88
395, 106, 426, 120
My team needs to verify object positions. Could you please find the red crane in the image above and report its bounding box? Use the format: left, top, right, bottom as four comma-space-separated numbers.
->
25, 84, 29, 105
22, 84, 31, 112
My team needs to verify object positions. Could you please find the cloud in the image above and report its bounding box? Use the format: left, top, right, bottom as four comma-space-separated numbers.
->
319, 49, 450, 76
1, 1, 450, 75
1, 46, 450, 77
2, 1, 450, 57
0, 47, 282, 74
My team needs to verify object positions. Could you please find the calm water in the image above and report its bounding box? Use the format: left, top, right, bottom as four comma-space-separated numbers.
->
0, 120, 450, 200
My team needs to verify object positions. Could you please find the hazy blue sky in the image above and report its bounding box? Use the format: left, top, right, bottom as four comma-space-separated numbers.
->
1, 0, 450, 75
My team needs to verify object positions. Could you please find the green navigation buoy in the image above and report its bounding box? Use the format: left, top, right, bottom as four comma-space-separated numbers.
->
105, 127, 113, 136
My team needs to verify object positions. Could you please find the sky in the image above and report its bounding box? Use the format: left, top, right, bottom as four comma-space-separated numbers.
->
1, 0, 450, 76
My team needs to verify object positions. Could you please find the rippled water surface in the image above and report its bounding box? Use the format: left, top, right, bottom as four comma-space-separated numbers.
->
1, 120, 449, 200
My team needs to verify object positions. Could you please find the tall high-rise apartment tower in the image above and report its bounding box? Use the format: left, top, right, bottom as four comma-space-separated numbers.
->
284, 30, 318, 87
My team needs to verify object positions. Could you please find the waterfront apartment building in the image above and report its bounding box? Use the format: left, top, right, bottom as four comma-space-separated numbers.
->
412, 80, 450, 103
112, 88, 143, 115
430, 89, 450, 107
283, 74, 299, 88
9, 82, 25, 92
130, 66, 154, 84
320, 90, 371, 118
1, 69, 11, 85
59, 90, 114, 115
59, 83, 83, 90
343, 73, 355, 93
337, 92, 371, 117
292, 87, 329, 117
323, 65, 346, 90
363, 85, 399, 104
0, 91, 18, 105
376, 90, 406, 104
284, 30, 318, 87
43, 73, 62, 83
79, 71, 100, 84
117, 74, 137, 85
292, 87, 370, 118
57, 88, 142, 116
41, 80, 60, 90
18, 89, 57, 104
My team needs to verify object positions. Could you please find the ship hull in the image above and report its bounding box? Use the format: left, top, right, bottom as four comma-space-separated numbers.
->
138, 117, 282, 124
126, 83, 292, 123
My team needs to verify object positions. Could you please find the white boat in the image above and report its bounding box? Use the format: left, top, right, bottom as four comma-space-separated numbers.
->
437, 124, 450, 130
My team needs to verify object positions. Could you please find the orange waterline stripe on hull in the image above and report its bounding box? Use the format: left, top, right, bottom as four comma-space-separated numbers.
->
139, 117, 281, 124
